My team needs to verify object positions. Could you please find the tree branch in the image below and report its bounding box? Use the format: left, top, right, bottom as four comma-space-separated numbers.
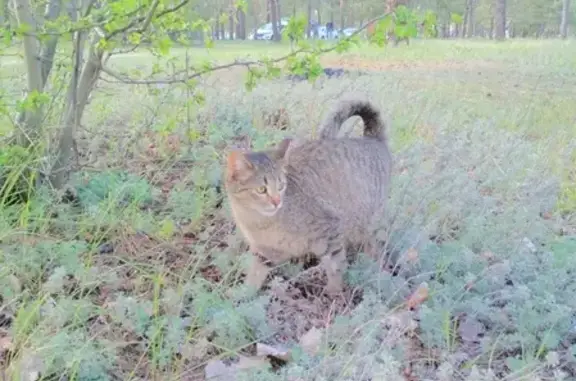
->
105, 0, 190, 40
39, 0, 63, 85
100, 12, 391, 86
12, 0, 44, 145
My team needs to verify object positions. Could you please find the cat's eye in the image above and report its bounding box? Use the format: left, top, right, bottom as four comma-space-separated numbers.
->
256, 186, 267, 194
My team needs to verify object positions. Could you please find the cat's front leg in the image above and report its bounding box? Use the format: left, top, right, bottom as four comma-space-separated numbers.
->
244, 252, 271, 291
244, 245, 289, 291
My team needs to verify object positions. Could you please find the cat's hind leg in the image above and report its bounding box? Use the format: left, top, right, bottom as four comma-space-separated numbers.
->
320, 235, 348, 296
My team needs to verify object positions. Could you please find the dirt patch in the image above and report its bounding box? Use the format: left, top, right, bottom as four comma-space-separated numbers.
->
320, 56, 499, 73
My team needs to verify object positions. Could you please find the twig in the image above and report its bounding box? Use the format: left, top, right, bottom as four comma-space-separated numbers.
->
105, 0, 190, 40
100, 12, 392, 86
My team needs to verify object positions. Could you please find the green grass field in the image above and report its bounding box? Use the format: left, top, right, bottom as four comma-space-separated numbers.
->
1, 39, 576, 380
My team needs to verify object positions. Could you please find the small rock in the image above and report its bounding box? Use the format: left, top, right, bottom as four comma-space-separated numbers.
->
521, 237, 537, 253
458, 316, 485, 343
98, 242, 114, 254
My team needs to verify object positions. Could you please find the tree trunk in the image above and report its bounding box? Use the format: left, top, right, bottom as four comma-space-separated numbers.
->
560, 0, 570, 38
466, 0, 475, 37
52, 29, 102, 188
236, 8, 246, 39
253, 0, 260, 36
306, 0, 312, 38
219, 16, 225, 40
440, 23, 447, 38
276, 0, 281, 24
330, 0, 334, 27
494, 0, 506, 40
489, 16, 494, 38
228, 4, 235, 40
12, 0, 45, 145
0, 0, 10, 31
215, 9, 221, 39
269, 0, 280, 40
385, 0, 397, 14
462, 9, 468, 38
40, 0, 63, 84
339, 0, 344, 31
348, 2, 354, 28
50, 0, 101, 188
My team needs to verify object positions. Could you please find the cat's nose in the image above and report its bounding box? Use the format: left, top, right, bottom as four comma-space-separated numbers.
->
270, 196, 281, 207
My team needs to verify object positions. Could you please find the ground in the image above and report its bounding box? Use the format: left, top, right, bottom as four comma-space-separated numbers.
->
0, 39, 576, 381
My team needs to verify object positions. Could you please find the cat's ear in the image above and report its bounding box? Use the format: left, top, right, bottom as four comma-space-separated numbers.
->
226, 150, 254, 181
274, 137, 302, 160
275, 138, 293, 159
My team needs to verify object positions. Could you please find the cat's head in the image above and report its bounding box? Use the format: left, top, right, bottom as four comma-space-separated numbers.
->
224, 138, 295, 217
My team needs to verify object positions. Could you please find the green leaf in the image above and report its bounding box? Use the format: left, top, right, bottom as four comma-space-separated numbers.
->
334, 36, 355, 53
282, 15, 307, 43
369, 16, 393, 47
235, 0, 248, 13
154, 36, 173, 56
128, 32, 142, 45
245, 67, 264, 91
204, 32, 214, 48
451, 12, 464, 25
218, 13, 229, 27
422, 10, 438, 38
158, 218, 176, 240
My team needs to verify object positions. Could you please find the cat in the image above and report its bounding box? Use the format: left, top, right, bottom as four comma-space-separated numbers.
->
224, 95, 392, 295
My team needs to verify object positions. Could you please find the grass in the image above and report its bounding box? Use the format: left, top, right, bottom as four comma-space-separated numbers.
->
0, 38, 576, 380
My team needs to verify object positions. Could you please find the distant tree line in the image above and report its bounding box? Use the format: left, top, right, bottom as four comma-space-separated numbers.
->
181, 0, 573, 41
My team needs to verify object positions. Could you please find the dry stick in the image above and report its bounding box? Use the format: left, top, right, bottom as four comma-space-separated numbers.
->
100, 12, 394, 86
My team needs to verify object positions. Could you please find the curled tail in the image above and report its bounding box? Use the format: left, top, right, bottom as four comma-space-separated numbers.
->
318, 97, 387, 142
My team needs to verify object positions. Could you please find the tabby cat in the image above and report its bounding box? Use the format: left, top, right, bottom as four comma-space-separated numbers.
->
224, 96, 392, 294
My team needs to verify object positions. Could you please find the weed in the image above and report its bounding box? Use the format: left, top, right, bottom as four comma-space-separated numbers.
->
0, 40, 575, 380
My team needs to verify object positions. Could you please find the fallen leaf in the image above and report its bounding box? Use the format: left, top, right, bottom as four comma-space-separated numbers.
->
256, 342, 292, 362
458, 316, 485, 343
236, 356, 270, 370
299, 327, 323, 356
406, 282, 429, 310
205, 360, 233, 380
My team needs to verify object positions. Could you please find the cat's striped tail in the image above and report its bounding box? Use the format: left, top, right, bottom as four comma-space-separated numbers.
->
318, 96, 387, 142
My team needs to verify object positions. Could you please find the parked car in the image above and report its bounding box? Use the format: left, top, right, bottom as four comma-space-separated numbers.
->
341, 27, 358, 37
316, 25, 339, 39
249, 18, 290, 40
